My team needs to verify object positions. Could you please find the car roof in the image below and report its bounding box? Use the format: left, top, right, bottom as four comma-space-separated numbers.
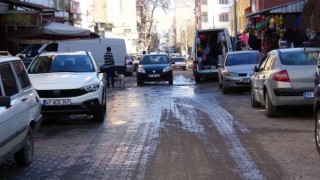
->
0, 56, 21, 63
275, 47, 320, 53
227, 50, 259, 55
144, 53, 168, 57
39, 51, 89, 56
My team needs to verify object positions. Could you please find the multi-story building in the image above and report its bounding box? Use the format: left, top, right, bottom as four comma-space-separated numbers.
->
209, 0, 234, 31
175, 0, 194, 56
105, 0, 138, 53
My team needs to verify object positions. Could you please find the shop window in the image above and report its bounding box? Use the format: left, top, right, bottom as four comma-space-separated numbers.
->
219, 13, 229, 22
201, 0, 207, 5
202, 12, 208, 23
219, 0, 229, 4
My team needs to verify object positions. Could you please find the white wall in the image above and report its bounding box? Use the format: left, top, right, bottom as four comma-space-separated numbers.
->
208, 0, 234, 31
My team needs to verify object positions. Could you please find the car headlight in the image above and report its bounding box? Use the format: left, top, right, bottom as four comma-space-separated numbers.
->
137, 67, 145, 73
223, 71, 238, 77
163, 67, 171, 72
81, 84, 100, 92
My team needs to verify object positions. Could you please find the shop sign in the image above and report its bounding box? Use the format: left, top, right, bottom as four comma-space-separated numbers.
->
70, 1, 80, 14
0, 13, 38, 26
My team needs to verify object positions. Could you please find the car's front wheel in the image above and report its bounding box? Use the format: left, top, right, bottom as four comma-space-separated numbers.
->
169, 76, 173, 84
14, 128, 34, 167
315, 111, 320, 153
137, 79, 144, 85
265, 91, 277, 117
93, 89, 106, 122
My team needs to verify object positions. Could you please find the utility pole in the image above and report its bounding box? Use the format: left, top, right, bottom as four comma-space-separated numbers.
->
234, 0, 237, 44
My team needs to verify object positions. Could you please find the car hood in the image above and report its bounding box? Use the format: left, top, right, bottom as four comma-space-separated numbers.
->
29, 73, 98, 90
140, 64, 170, 71
225, 64, 258, 74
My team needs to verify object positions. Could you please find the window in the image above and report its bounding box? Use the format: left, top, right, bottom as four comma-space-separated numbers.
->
219, 0, 229, 4
0, 63, 18, 96
201, 0, 207, 5
202, 12, 208, 23
219, 13, 229, 22
12, 61, 31, 89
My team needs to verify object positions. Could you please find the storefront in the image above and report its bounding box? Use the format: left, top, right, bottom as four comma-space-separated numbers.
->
245, 0, 307, 54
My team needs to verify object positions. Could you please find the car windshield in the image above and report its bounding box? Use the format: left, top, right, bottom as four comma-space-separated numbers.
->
28, 55, 95, 74
172, 58, 185, 62
225, 53, 259, 66
140, 55, 169, 65
279, 51, 319, 65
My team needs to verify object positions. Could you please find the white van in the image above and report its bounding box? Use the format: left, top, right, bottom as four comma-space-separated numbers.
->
191, 28, 234, 83
20, 37, 128, 73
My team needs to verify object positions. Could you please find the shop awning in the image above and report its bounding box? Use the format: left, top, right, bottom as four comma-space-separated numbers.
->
246, 0, 307, 18
0, 0, 57, 13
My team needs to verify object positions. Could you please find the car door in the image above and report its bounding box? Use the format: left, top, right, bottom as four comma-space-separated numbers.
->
257, 54, 276, 103
0, 62, 24, 157
251, 54, 270, 103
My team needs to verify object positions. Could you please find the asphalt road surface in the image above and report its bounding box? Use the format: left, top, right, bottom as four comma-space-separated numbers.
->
1, 68, 320, 179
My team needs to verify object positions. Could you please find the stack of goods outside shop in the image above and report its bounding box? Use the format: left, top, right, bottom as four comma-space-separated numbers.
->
245, 14, 317, 54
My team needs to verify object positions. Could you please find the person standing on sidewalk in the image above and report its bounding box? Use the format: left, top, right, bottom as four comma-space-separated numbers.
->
104, 47, 115, 87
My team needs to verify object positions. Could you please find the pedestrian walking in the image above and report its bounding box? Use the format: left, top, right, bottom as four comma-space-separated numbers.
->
104, 46, 115, 87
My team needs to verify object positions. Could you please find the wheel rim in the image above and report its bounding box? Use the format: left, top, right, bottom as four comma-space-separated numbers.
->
317, 117, 320, 148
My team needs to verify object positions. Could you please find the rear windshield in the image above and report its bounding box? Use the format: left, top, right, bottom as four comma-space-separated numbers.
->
280, 51, 319, 65
225, 53, 259, 66
140, 55, 169, 65
171, 58, 185, 62
28, 55, 95, 74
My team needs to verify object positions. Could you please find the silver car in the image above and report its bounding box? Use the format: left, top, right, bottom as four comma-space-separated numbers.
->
218, 50, 263, 93
250, 48, 320, 117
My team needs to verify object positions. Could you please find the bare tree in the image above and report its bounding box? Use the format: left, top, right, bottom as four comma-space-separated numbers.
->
137, 0, 170, 52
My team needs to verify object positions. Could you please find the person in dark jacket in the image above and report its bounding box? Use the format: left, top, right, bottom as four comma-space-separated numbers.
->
104, 47, 115, 87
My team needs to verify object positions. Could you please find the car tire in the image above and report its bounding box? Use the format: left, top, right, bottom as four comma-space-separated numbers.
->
251, 88, 261, 107
169, 76, 173, 84
315, 110, 320, 153
183, 68, 186, 71
137, 79, 143, 85
222, 84, 229, 94
195, 76, 200, 83
93, 89, 106, 122
265, 91, 277, 117
14, 128, 34, 167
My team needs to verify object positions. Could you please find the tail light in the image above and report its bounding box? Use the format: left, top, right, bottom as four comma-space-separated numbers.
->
273, 70, 290, 82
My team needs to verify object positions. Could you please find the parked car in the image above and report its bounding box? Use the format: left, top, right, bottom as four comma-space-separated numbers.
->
171, 56, 187, 71
250, 48, 320, 117
0, 56, 42, 167
313, 52, 320, 153
125, 54, 134, 76
0, 51, 12, 56
136, 54, 173, 85
218, 50, 263, 93
27, 51, 107, 121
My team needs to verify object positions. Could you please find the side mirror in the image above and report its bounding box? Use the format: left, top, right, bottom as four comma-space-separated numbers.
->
99, 65, 109, 73
0, 96, 11, 108
18, 55, 25, 60
171, 61, 175, 64
253, 66, 259, 72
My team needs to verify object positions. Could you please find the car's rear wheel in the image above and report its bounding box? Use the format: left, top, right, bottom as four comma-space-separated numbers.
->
93, 89, 106, 122
315, 110, 320, 153
265, 91, 277, 117
251, 88, 261, 107
222, 84, 229, 94
14, 128, 34, 167
195, 76, 200, 83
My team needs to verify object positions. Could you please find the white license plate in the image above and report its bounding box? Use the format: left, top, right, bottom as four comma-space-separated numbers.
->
43, 99, 71, 106
243, 78, 250, 83
149, 74, 160, 77
303, 92, 314, 99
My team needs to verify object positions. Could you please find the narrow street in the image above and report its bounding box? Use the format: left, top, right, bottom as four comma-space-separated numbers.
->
1, 69, 320, 179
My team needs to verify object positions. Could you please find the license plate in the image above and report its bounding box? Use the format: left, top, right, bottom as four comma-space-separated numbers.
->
43, 99, 71, 106
243, 78, 250, 83
149, 74, 160, 77
303, 92, 314, 99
